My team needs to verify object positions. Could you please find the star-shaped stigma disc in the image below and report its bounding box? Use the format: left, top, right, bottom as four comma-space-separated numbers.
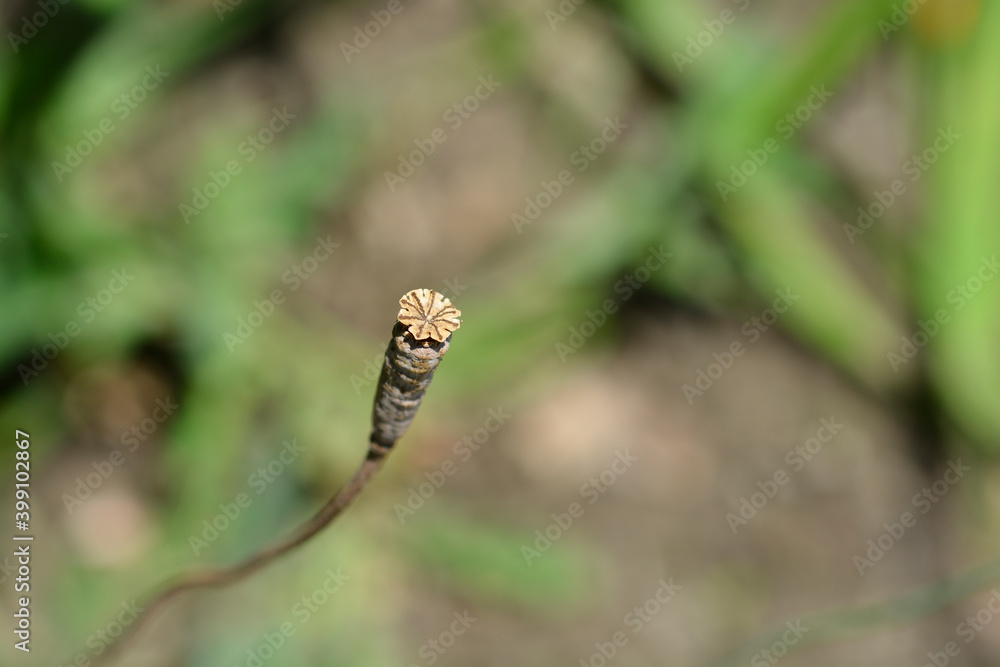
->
397, 289, 462, 342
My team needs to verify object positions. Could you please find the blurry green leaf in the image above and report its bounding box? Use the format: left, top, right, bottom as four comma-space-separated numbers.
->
918, 1, 1000, 452
400, 510, 600, 614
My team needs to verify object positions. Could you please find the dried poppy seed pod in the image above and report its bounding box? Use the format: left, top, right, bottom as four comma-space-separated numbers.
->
370, 289, 461, 448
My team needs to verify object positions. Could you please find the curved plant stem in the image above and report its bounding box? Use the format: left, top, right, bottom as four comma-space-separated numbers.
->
83, 289, 461, 665
93, 441, 392, 666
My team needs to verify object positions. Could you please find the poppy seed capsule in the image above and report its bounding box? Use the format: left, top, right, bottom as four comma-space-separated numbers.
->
370, 290, 460, 448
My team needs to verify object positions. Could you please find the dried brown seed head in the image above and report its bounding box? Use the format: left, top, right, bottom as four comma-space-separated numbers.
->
397, 289, 461, 342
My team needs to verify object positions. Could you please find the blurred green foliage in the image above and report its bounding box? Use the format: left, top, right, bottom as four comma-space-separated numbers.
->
1, 0, 999, 665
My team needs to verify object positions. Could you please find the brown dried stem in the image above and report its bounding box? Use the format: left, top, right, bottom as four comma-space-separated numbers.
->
93, 442, 391, 665
84, 289, 460, 665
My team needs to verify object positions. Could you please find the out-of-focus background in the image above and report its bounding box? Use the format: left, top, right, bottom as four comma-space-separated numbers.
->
2, 0, 1000, 665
